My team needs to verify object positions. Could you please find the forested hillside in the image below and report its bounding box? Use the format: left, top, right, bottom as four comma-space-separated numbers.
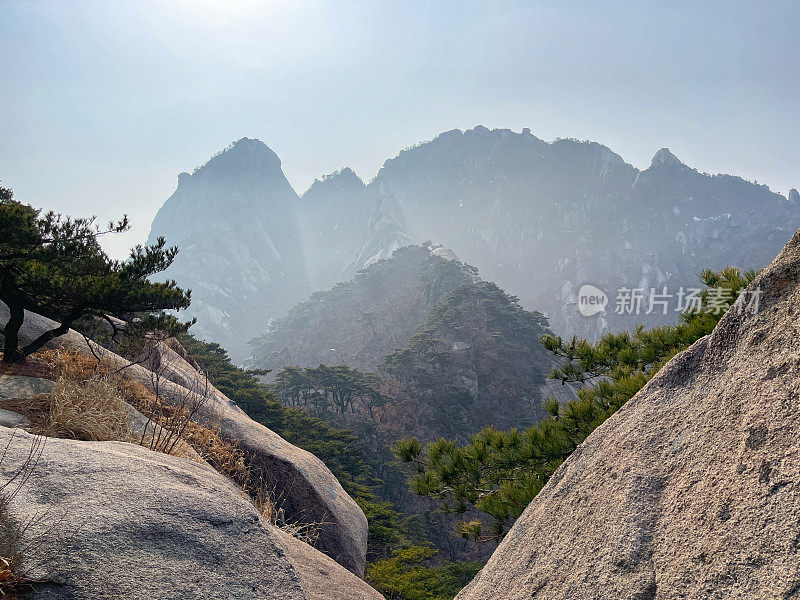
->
380, 281, 554, 441
250, 244, 558, 443
249, 244, 479, 374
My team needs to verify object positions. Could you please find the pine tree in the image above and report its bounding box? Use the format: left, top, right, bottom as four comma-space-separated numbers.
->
0, 185, 191, 362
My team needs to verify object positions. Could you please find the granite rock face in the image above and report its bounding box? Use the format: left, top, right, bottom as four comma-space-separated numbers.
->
0, 302, 369, 577
147, 138, 310, 361
0, 427, 383, 600
456, 228, 800, 599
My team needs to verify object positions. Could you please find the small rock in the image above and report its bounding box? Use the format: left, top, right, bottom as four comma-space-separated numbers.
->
0, 408, 30, 428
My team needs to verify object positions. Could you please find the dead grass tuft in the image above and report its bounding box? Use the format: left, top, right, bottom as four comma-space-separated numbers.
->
39, 375, 132, 442
0, 431, 50, 598
2, 348, 324, 546
0, 497, 27, 598
251, 482, 330, 546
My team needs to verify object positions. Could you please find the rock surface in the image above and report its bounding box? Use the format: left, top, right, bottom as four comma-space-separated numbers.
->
0, 302, 369, 577
457, 228, 800, 599
0, 374, 55, 400
274, 530, 385, 600
0, 426, 383, 600
0, 408, 29, 428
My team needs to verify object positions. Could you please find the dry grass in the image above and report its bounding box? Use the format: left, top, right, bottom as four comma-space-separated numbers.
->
0, 431, 49, 598
251, 482, 330, 546
0, 373, 133, 444
40, 375, 132, 442
2, 347, 324, 546
0, 497, 26, 598
0, 348, 247, 470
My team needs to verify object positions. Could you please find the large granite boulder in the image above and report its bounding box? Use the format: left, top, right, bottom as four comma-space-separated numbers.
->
457, 228, 800, 599
0, 426, 383, 600
0, 304, 369, 576
274, 530, 385, 600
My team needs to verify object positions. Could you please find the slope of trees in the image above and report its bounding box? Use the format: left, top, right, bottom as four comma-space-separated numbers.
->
395, 267, 758, 541
178, 333, 488, 599
249, 244, 479, 374
366, 545, 483, 600
275, 365, 384, 417
381, 281, 554, 442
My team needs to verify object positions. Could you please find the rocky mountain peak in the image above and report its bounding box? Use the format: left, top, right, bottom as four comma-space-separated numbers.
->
195, 137, 283, 175
303, 167, 365, 200
424, 241, 461, 263
147, 139, 308, 361
649, 147, 683, 168
789, 188, 800, 204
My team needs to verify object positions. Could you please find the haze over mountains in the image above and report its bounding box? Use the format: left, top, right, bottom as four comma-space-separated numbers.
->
148, 127, 800, 361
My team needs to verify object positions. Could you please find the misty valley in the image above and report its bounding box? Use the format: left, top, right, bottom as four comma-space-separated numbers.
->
2, 3, 799, 598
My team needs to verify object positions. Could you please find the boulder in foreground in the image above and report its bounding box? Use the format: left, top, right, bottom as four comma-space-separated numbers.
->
458, 229, 800, 599
0, 426, 384, 600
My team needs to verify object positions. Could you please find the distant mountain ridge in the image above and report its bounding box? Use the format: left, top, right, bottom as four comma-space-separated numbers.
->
148, 129, 800, 360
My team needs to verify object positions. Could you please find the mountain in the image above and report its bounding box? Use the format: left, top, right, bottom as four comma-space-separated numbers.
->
147, 138, 310, 360
250, 243, 560, 442
356, 127, 800, 339
250, 243, 480, 375
455, 225, 800, 600
148, 129, 800, 359
297, 168, 372, 290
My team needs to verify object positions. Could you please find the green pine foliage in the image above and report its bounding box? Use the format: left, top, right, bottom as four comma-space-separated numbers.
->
366, 545, 483, 600
1, 185, 191, 362
275, 364, 384, 416
394, 267, 758, 541
382, 281, 553, 440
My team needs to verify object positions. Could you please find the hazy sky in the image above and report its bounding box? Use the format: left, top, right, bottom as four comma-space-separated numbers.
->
2, 0, 798, 257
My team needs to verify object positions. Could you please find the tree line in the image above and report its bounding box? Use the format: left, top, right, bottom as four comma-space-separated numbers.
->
275, 364, 386, 417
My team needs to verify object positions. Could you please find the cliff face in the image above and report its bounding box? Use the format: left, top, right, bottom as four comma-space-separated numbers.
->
148, 138, 310, 361
456, 227, 800, 599
298, 168, 372, 291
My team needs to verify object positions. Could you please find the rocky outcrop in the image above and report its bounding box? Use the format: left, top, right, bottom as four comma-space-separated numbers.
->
0, 302, 369, 577
0, 426, 383, 600
0, 374, 55, 400
298, 168, 372, 291
147, 138, 310, 361
456, 228, 800, 599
